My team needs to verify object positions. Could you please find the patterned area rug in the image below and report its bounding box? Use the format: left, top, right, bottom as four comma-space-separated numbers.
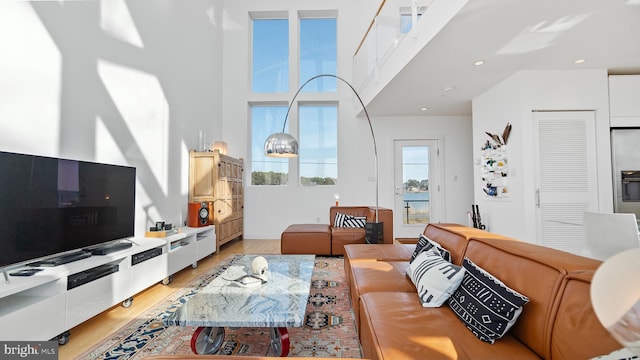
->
76, 256, 362, 359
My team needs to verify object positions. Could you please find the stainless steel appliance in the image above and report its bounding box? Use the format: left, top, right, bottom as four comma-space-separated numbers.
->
611, 129, 640, 219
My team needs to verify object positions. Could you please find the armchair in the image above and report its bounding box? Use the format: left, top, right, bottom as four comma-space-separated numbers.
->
329, 206, 393, 255
281, 206, 393, 256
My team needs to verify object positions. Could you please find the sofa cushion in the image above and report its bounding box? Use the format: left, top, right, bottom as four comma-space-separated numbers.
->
422, 224, 472, 265
349, 260, 415, 331
550, 271, 622, 359
359, 292, 541, 360
334, 212, 367, 228
406, 248, 465, 307
331, 227, 367, 256
448, 258, 529, 344
410, 234, 452, 263
343, 244, 414, 287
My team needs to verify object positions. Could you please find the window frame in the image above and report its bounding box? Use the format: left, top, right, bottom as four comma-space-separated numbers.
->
248, 11, 339, 187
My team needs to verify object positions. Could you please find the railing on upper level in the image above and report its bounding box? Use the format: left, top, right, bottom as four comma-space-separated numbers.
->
353, 0, 433, 89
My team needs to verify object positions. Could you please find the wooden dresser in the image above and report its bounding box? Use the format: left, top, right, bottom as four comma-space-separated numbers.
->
189, 150, 244, 251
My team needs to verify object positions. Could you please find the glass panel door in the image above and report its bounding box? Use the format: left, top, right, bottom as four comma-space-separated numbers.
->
394, 140, 439, 239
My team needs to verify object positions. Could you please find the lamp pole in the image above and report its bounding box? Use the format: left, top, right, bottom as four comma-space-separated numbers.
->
265, 74, 381, 227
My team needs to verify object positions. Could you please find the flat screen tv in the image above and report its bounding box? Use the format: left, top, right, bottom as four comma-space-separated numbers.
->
0, 151, 136, 268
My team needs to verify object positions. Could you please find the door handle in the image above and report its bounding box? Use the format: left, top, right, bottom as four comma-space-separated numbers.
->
536, 189, 540, 208
395, 186, 401, 196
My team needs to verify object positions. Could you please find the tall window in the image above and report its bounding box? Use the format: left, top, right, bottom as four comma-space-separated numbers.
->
298, 18, 337, 186
251, 106, 288, 185
299, 18, 337, 91
252, 19, 288, 93
299, 105, 337, 185
250, 13, 337, 186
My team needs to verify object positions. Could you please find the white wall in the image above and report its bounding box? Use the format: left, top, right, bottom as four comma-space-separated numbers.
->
375, 115, 474, 226
0, 0, 224, 238
472, 69, 612, 243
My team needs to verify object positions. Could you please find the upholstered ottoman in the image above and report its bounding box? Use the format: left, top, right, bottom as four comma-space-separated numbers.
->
281, 224, 332, 255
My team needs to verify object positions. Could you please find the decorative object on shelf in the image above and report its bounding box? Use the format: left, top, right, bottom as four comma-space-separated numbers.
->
145, 228, 180, 238
212, 141, 228, 154
149, 221, 173, 232
264, 74, 382, 236
187, 201, 212, 227
591, 248, 640, 356
484, 122, 512, 146
480, 123, 511, 199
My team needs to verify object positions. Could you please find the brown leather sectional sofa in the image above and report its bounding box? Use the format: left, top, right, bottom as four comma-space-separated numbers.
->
345, 223, 623, 360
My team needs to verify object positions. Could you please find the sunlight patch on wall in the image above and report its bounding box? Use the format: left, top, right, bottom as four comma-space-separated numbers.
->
135, 177, 163, 237
0, 1, 61, 155
98, 59, 169, 196
95, 115, 129, 166
497, 14, 590, 55
206, 6, 218, 27
100, 0, 144, 48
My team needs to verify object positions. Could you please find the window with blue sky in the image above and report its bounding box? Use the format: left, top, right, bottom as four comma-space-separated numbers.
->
299, 105, 337, 185
300, 18, 337, 91
252, 19, 288, 93
250, 14, 337, 186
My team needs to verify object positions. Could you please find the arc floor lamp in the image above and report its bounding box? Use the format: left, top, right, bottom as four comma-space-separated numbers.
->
264, 74, 383, 243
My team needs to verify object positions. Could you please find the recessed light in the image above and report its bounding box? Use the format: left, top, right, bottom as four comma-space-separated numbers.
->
420, 107, 428, 111
473, 60, 485, 66
443, 87, 455, 93
574, 58, 586, 64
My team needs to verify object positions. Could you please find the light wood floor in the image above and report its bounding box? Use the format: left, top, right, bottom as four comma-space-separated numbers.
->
59, 238, 281, 360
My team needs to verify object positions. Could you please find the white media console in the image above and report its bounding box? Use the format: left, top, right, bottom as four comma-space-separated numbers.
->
0, 225, 215, 343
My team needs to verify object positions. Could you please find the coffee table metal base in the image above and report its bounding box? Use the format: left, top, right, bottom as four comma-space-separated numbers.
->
190, 326, 290, 357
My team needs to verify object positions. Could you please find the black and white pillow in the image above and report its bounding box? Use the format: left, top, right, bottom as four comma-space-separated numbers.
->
334, 212, 349, 227
448, 258, 529, 344
410, 234, 452, 263
333, 212, 367, 228
406, 248, 465, 307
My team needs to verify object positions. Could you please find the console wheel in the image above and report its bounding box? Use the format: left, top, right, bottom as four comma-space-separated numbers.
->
122, 297, 133, 308
56, 331, 70, 345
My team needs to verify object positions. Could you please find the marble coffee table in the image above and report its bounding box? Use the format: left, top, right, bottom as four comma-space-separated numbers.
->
164, 254, 315, 356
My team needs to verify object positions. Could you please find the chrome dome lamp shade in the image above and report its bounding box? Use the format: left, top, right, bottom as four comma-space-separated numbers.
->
264, 132, 299, 158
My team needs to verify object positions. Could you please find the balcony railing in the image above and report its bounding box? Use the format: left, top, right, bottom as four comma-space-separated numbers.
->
353, 0, 433, 89
403, 198, 430, 224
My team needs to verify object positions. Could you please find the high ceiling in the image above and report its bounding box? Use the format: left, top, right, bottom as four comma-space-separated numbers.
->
364, 0, 640, 116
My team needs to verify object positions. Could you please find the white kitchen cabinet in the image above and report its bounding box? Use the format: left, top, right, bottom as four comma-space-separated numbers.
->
609, 75, 640, 127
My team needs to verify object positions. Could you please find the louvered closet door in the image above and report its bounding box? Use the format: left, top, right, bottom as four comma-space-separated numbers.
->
533, 111, 598, 255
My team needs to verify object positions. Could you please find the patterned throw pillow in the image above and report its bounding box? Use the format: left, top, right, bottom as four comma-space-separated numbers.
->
334, 212, 349, 227
410, 234, 452, 263
333, 212, 367, 228
406, 248, 466, 307
448, 258, 530, 344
